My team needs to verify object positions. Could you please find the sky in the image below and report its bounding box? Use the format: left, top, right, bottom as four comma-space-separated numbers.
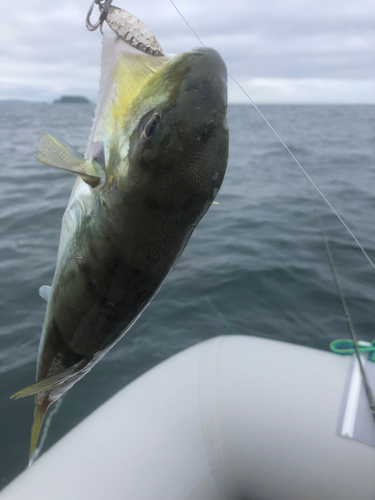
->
0, 0, 374, 103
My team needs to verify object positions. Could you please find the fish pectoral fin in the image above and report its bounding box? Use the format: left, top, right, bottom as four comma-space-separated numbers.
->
35, 132, 103, 188
10, 365, 77, 400
39, 285, 51, 302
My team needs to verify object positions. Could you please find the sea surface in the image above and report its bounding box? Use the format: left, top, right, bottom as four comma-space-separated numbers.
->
0, 102, 374, 488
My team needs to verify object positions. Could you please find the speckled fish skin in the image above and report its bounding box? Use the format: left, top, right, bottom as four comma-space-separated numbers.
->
42, 44, 227, 374
17, 42, 228, 460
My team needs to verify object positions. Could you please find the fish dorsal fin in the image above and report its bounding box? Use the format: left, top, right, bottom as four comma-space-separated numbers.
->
10, 365, 77, 400
39, 285, 51, 302
35, 132, 103, 187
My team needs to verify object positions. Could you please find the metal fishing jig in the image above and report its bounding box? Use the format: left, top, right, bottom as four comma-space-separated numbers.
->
86, 0, 164, 56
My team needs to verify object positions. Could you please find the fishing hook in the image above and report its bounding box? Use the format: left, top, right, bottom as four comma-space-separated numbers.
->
85, 0, 164, 56
86, 0, 113, 32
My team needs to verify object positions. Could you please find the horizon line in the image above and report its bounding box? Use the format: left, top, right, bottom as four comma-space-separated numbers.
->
1, 99, 374, 106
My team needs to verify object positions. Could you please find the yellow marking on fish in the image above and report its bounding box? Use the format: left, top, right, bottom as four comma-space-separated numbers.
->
93, 51, 169, 153
110, 53, 168, 130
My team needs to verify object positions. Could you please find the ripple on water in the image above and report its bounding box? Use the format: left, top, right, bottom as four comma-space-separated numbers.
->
0, 103, 374, 488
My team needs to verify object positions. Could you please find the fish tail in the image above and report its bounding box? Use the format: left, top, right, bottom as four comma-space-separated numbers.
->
29, 399, 50, 466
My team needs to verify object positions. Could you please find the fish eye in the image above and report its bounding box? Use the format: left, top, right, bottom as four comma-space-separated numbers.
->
140, 113, 160, 141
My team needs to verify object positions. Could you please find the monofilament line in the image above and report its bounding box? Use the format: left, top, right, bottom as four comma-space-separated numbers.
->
169, 0, 375, 272
169, 0, 204, 46
228, 77, 375, 271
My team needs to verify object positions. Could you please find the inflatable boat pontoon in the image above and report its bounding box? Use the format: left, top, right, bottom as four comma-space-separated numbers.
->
1, 335, 374, 499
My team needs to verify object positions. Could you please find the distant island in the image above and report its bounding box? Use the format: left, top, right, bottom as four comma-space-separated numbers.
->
54, 95, 90, 104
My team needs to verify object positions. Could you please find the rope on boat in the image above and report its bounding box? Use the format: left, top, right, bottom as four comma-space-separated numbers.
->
330, 339, 375, 362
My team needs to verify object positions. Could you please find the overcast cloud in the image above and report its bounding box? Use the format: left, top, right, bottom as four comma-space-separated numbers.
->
0, 0, 374, 103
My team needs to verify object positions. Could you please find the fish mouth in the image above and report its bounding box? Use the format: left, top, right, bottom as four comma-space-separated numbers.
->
149, 46, 228, 124
177, 47, 228, 108
155, 46, 228, 149
131, 46, 228, 146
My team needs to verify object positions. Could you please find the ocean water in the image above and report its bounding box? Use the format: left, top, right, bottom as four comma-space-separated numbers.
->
0, 102, 374, 488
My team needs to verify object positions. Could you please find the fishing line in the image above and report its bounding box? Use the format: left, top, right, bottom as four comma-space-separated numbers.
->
170, 0, 375, 419
307, 181, 375, 421
204, 295, 232, 334
168, 0, 375, 273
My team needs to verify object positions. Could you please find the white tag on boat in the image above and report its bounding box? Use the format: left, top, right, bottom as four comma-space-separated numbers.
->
337, 350, 375, 447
